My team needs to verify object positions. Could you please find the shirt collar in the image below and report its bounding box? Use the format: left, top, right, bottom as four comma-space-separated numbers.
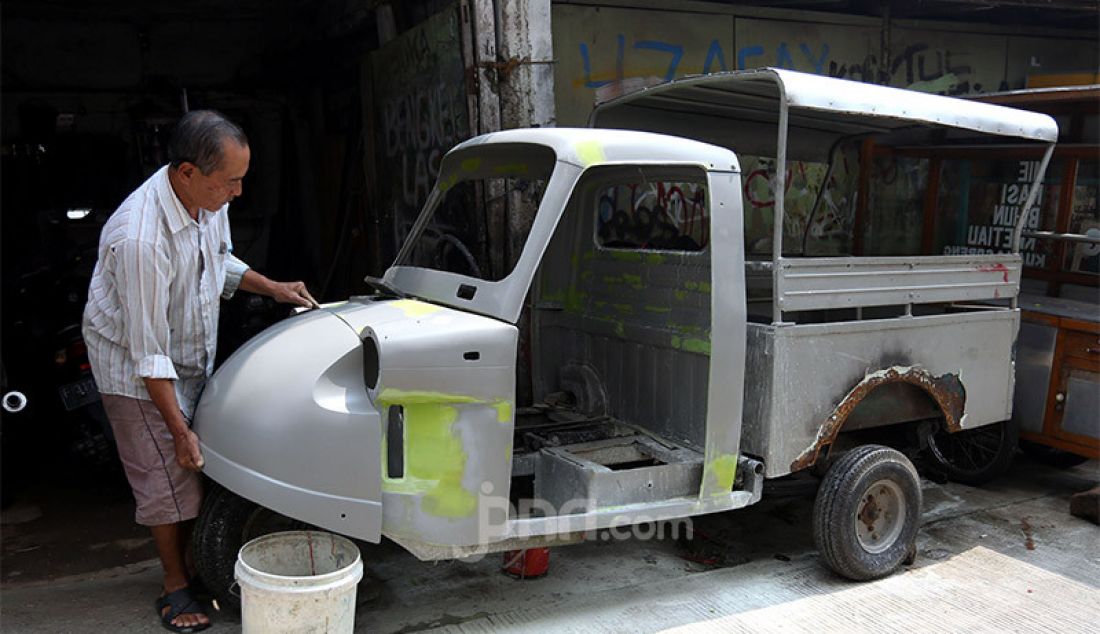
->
157, 165, 198, 234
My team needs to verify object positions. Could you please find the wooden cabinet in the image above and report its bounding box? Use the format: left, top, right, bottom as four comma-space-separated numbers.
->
1018, 308, 1099, 459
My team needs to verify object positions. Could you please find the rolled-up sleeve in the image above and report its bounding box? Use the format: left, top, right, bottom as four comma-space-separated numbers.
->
112, 238, 179, 381
222, 253, 250, 299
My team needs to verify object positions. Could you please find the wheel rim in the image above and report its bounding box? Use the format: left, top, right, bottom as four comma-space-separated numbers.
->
928, 423, 1006, 475
854, 478, 906, 554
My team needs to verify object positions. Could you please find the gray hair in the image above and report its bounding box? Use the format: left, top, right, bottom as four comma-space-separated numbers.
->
167, 110, 248, 174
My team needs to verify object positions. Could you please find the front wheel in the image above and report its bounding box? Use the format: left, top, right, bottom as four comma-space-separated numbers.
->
813, 445, 922, 581
192, 482, 311, 613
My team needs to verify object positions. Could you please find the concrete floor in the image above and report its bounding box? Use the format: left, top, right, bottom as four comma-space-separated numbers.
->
2, 454, 1097, 632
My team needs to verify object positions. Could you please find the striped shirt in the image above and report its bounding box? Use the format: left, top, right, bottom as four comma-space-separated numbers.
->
83, 166, 249, 419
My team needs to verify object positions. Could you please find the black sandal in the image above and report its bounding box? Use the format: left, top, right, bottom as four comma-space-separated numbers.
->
155, 586, 211, 633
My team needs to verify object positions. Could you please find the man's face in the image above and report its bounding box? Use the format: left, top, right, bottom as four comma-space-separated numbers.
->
182, 140, 250, 212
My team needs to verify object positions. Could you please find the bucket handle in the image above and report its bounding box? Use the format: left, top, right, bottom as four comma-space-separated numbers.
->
228, 581, 241, 599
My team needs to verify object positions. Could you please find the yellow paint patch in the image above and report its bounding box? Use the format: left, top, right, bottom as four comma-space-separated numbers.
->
389, 299, 443, 318
574, 140, 606, 166
439, 172, 460, 192
493, 400, 513, 423
461, 157, 482, 172
377, 392, 477, 518
704, 454, 738, 496
377, 388, 514, 516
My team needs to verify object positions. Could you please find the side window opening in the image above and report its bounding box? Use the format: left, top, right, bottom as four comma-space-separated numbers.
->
594, 168, 708, 252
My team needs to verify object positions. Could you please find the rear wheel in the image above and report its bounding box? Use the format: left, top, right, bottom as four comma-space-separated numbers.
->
813, 444, 922, 581
192, 483, 311, 613
926, 419, 1017, 485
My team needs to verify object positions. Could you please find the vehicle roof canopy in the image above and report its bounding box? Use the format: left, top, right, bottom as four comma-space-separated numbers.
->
589, 68, 1058, 161
446, 127, 740, 172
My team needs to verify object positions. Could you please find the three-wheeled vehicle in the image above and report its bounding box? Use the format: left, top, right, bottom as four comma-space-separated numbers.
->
192, 68, 1058, 605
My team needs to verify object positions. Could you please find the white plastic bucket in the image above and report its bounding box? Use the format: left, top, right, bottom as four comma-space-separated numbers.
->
235, 530, 363, 634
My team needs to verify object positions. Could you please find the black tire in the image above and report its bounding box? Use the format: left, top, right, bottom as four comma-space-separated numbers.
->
926, 419, 1017, 486
813, 444, 922, 581
192, 482, 311, 613
1019, 440, 1090, 469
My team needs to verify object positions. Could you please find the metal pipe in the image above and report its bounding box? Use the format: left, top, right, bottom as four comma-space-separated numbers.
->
1011, 143, 1055, 253
1010, 143, 1055, 311
772, 99, 789, 325
1022, 230, 1100, 246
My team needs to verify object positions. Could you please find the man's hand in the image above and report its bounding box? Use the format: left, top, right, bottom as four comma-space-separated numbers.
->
173, 429, 205, 471
268, 280, 320, 309
239, 270, 320, 309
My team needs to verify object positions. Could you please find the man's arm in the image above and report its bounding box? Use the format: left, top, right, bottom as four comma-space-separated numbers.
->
112, 239, 202, 472
239, 269, 319, 309
144, 378, 203, 471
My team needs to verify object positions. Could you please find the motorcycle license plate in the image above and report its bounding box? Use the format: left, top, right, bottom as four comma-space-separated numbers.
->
59, 376, 101, 411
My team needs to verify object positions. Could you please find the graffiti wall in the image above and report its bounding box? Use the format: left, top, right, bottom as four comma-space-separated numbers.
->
554, 5, 1098, 127
370, 5, 469, 256
552, 3, 1096, 257
740, 152, 860, 257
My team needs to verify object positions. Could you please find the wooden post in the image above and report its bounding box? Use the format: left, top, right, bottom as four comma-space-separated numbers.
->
921, 158, 943, 255
854, 138, 875, 255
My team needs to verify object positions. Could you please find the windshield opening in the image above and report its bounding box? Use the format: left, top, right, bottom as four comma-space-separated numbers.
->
395, 143, 556, 282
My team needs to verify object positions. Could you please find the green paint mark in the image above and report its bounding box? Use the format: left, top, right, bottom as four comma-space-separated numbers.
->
684, 281, 712, 293
493, 163, 529, 175
705, 454, 739, 496
645, 253, 665, 265
613, 320, 625, 337
461, 157, 482, 172
611, 303, 633, 314
670, 335, 710, 355
493, 400, 513, 423
390, 299, 443, 318
621, 273, 643, 288
680, 338, 711, 355
574, 140, 606, 166
673, 290, 688, 301
608, 251, 642, 263
644, 305, 671, 314
564, 287, 586, 313
907, 73, 959, 94
580, 270, 594, 281
602, 275, 623, 285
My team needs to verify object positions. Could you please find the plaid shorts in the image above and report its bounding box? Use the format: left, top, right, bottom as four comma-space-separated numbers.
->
101, 395, 202, 526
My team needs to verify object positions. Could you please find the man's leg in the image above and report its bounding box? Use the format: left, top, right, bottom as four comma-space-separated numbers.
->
151, 522, 210, 629
101, 395, 208, 629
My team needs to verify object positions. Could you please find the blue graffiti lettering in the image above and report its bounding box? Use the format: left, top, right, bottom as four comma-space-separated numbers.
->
634, 40, 684, 81
580, 34, 626, 88
737, 45, 764, 70
776, 42, 796, 70
703, 39, 728, 74
799, 42, 830, 75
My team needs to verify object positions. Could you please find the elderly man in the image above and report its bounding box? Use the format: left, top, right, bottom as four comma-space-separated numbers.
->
83, 110, 316, 632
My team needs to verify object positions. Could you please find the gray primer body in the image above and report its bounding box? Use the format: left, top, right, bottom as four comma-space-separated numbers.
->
195, 73, 1055, 556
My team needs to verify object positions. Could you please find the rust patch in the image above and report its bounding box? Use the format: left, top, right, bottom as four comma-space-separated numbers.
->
790, 366, 966, 472
1020, 517, 1036, 550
